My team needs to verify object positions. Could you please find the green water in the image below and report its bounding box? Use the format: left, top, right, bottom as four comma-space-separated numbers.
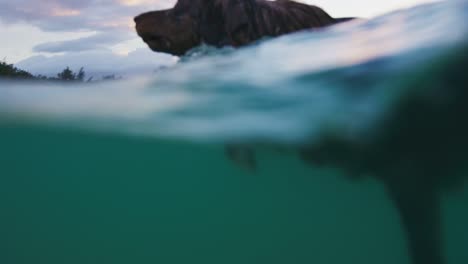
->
1, 123, 467, 264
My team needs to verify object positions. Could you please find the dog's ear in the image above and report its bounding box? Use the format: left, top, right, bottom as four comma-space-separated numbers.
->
173, 0, 205, 17
173, 0, 191, 9
194, 0, 252, 47
222, 0, 256, 46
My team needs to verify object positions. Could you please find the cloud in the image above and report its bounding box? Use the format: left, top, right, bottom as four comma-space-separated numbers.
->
0, 0, 178, 60
33, 32, 134, 53
16, 48, 178, 78
0, 0, 175, 32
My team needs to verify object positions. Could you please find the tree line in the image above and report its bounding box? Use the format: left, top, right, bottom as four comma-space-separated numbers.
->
0, 60, 119, 82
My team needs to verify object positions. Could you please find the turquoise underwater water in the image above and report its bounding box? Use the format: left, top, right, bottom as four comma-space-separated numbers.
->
1, 1, 468, 264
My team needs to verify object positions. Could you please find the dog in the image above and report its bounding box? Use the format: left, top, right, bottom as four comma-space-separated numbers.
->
134, 0, 354, 55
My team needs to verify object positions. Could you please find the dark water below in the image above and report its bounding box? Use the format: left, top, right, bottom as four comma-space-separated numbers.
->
1, 1, 468, 264
1, 124, 467, 264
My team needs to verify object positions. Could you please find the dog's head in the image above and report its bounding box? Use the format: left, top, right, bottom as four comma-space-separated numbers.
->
134, 1, 203, 56
134, 0, 259, 55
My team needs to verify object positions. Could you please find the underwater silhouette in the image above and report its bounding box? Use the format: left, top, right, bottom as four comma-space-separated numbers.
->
224, 43, 468, 264
298, 47, 467, 264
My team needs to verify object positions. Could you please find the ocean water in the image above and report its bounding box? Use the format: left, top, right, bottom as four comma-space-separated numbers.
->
1, 1, 468, 264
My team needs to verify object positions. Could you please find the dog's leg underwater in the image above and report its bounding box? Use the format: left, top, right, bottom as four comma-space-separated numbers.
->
385, 177, 443, 264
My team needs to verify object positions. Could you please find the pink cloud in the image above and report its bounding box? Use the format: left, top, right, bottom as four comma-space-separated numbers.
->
0, 0, 175, 32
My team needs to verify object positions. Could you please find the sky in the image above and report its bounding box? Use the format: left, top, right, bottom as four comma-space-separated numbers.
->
0, 0, 435, 77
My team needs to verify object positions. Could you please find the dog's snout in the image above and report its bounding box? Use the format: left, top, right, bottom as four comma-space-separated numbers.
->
134, 14, 151, 35
134, 15, 143, 24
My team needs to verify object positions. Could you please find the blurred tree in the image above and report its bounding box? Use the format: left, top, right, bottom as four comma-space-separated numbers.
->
76, 67, 86, 81
57, 67, 76, 81
102, 74, 116, 80
0, 60, 35, 79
